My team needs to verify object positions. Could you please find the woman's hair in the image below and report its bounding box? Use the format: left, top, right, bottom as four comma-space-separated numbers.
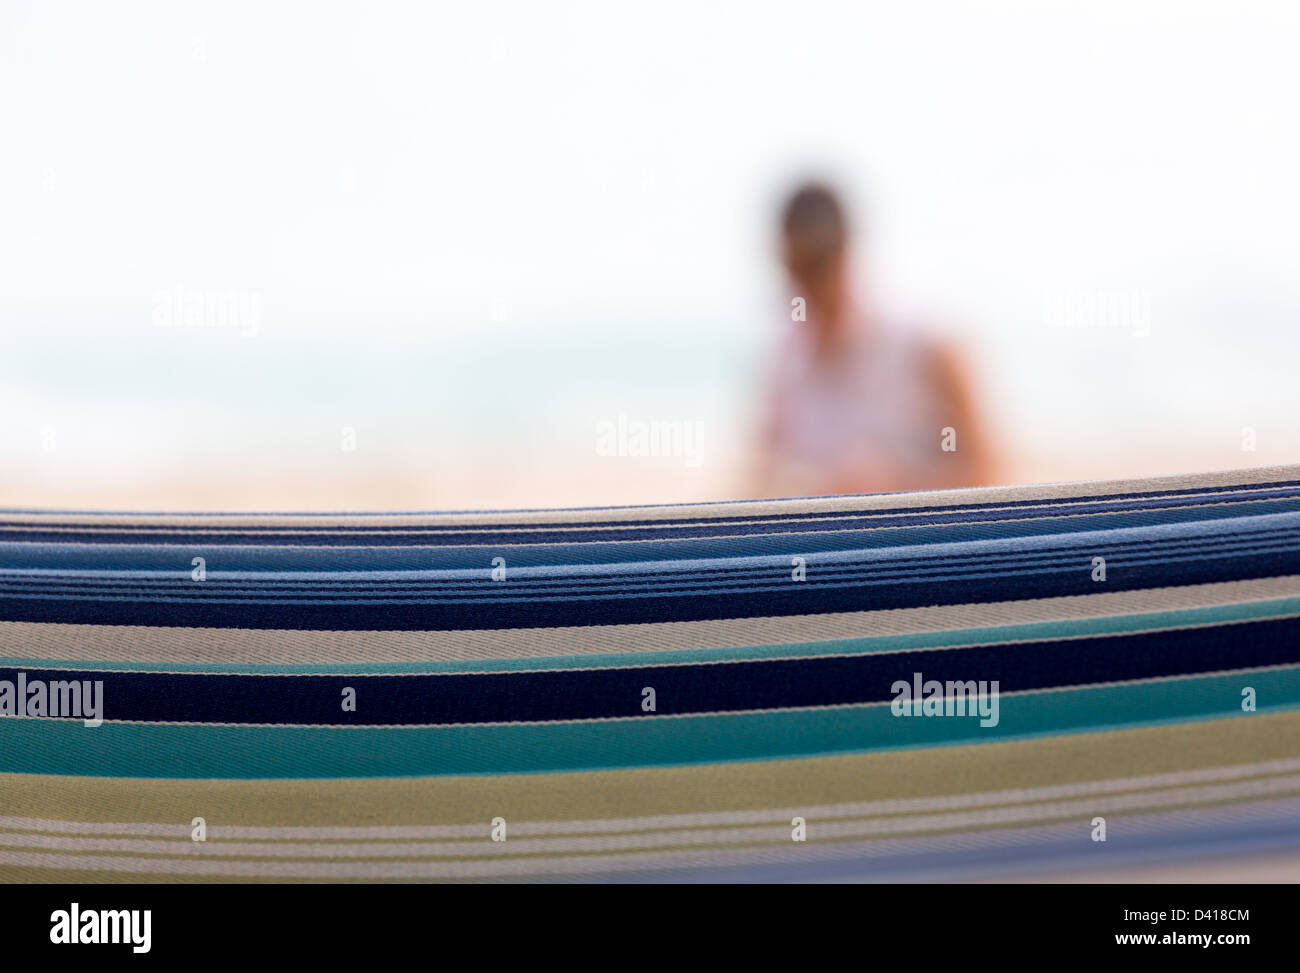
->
780, 182, 848, 281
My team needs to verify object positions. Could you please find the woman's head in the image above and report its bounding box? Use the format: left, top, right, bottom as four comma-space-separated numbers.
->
780, 182, 852, 321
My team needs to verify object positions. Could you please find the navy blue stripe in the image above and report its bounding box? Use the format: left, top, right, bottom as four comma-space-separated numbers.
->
2, 543, 1297, 628
3, 614, 1296, 724
7, 498, 1300, 577
5, 525, 1294, 585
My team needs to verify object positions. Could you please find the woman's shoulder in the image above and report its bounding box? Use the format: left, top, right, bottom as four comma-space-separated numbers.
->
884, 315, 965, 371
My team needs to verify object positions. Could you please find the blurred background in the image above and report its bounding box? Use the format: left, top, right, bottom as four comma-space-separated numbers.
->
2, 0, 1298, 511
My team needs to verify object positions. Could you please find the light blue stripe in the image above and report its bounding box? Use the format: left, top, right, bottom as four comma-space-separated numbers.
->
6, 527, 1300, 603
3, 667, 1297, 778
6, 535, 1300, 612
10, 519, 1300, 586
6, 498, 1300, 574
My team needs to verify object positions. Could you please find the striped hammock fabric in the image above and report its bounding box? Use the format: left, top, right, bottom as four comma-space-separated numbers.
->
3, 465, 1300, 882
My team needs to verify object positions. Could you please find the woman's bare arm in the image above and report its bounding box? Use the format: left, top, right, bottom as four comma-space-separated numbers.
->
930, 341, 999, 488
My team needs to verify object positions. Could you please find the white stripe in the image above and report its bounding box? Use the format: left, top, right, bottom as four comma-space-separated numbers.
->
3, 464, 1295, 528
3, 796, 1298, 879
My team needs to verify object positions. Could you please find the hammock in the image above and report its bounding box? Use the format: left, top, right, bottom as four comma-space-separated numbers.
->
3, 465, 1299, 881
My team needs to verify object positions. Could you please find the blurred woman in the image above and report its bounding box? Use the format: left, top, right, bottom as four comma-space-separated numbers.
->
755, 182, 996, 497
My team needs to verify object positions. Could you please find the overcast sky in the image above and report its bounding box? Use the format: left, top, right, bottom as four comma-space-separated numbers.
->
3, 1, 1299, 505
3, 0, 1297, 314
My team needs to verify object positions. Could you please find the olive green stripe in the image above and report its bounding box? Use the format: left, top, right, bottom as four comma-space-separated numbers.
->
2, 709, 1296, 832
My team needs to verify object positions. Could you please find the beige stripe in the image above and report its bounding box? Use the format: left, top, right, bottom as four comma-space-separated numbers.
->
4, 773, 1299, 860
3, 463, 1295, 528
4, 795, 1298, 880
10, 612, 1300, 679
5, 755, 1299, 840
4, 575, 1298, 664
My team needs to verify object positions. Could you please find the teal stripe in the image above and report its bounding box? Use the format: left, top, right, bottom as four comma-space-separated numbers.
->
6, 596, 1300, 674
3, 666, 1298, 778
